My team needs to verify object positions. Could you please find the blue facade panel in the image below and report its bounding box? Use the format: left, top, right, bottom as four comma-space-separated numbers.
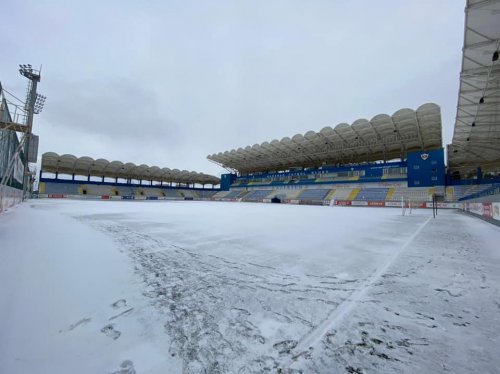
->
220, 173, 237, 191
407, 149, 445, 187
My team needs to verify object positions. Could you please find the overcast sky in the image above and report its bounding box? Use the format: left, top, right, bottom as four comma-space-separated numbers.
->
1, 0, 464, 177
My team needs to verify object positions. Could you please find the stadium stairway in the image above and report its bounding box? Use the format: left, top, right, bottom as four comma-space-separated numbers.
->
325, 189, 336, 200
386, 187, 395, 200
445, 187, 455, 201
329, 188, 352, 201
347, 188, 361, 201
428, 187, 436, 198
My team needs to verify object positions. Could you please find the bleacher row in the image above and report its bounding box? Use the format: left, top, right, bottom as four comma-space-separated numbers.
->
40, 182, 218, 199
231, 173, 407, 187
213, 187, 430, 203
212, 184, 498, 203
40, 181, 498, 204
446, 184, 500, 201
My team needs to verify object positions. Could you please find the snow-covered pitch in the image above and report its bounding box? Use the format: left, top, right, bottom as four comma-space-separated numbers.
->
1, 200, 499, 373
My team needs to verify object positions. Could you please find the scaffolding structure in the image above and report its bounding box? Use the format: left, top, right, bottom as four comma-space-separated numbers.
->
0, 64, 44, 211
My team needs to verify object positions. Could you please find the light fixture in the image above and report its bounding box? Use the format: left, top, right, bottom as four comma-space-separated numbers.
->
479, 97, 484, 104
33, 93, 47, 114
19, 63, 40, 81
466, 137, 470, 141
493, 51, 499, 62
472, 122, 475, 127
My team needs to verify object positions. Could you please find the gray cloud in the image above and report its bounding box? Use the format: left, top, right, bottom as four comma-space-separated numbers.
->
44, 78, 183, 144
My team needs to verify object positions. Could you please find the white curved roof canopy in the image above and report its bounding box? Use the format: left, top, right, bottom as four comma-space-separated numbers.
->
208, 103, 442, 174
448, 0, 500, 173
41, 152, 220, 185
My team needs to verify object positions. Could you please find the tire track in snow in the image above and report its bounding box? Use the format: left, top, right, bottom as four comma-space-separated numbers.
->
282, 215, 433, 369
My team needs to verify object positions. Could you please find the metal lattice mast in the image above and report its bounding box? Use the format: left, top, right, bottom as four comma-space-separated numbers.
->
18, 64, 42, 200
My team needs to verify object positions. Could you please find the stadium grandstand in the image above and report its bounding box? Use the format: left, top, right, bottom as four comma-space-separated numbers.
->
39, 152, 220, 200
207, 103, 485, 207
208, 100, 499, 211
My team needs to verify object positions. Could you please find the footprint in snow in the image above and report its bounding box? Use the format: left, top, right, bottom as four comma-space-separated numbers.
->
101, 324, 121, 340
111, 299, 127, 309
60, 317, 91, 333
109, 360, 136, 374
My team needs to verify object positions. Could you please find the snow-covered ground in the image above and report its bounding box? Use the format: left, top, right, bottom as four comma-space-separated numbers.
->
1, 200, 499, 373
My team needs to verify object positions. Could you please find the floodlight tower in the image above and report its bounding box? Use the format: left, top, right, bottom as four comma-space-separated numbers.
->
19, 64, 42, 200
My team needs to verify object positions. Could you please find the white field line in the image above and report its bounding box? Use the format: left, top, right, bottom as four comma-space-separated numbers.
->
285, 215, 433, 368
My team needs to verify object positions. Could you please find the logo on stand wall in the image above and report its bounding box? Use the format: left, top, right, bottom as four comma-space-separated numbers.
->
420, 153, 429, 161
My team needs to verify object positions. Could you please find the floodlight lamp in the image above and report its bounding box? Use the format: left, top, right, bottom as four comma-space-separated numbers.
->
466, 137, 470, 141
493, 51, 499, 62
472, 122, 475, 127
479, 97, 484, 104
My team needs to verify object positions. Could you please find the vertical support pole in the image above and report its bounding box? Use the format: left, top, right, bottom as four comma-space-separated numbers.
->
435, 194, 438, 217
432, 194, 436, 218
22, 79, 38, 201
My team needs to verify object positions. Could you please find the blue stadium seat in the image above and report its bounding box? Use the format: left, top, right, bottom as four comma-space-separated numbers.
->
355, 188, 389, 201
242, 190, 273, 200
299, 189, 330, 200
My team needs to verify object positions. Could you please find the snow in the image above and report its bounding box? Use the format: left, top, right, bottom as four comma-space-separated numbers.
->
1, 200, 499, 373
